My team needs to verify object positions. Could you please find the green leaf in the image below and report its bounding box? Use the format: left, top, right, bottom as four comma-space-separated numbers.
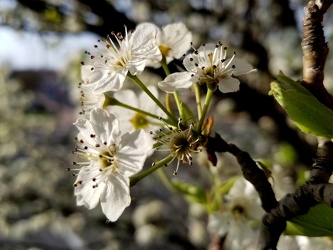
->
171, 179, 207, 204
285, 203, 333, 236
217, 176, 238, 196
269, 72, 333, 139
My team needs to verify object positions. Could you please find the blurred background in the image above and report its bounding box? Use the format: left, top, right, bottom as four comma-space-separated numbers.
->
1, 0, 333, 249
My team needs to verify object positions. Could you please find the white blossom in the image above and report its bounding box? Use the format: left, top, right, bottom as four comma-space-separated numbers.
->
70, 108, 151, 222
207, 177, 264, 250
82, 23, 162, 94
108, 86, 165, 133
296, 236, 333, 250
78, 65, 106, 117
158, 42, 255, 93
146, 22, 192, 67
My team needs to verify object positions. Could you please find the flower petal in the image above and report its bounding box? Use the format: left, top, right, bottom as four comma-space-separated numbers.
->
81, 65, 93, 83
131, 23, 159, 49
117, 129, 152, 176
100, 173, 131, 222
93, 70, 127, 94
158, 72, 193, 92
139, 86, 160, 113
226, 58, 255, 76
207, 212, 230, 236
218, 76, 240, 93
162, 23, 192, 60
74, 166, 106, 209
130, 23, 162, 68
89, 108, 121, 146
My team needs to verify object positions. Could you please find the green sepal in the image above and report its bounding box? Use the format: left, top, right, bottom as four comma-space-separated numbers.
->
181, 102, 196, 124
269, 72, 333, 139
285, 203, 333, 236
171, 179, 207, 204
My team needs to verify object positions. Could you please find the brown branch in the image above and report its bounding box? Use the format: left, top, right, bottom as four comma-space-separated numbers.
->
208, 133, 333, 249
258, 141, 333, 249
301, 0, 333, 109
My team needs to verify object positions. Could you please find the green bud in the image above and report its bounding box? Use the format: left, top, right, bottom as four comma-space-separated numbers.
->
269, 72, 333, 139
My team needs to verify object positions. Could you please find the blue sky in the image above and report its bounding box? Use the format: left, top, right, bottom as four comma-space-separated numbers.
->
0, 26, 98, 71
0, 0, 98, 71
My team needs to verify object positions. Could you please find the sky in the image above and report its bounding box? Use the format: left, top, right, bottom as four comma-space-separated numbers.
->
0, 0, 98, 71
0, 26, 98, 71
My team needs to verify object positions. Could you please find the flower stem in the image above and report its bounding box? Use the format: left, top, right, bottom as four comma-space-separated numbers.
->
196, 88, 214, 132
156, 167, 175, 192
193, 83, 202, 120
128, 74, 178, 126
160, 56, 170, 76
130, 155, 174, 187
173, 91, 185, 120
108, 96, 173, 124
160, 56, 184, 120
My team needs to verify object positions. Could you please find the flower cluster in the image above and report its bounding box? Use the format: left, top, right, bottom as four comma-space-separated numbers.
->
70, 21, 255, 222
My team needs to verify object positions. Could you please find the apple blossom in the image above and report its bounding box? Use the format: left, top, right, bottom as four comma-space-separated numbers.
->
70, 108, 151, 222
158, 42, 255, 93
108, 86, 165, 133
146, 22, 192, 67
82, 23, 162, 94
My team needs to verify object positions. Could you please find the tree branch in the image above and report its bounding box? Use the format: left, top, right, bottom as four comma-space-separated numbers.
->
301, 0, 333, 109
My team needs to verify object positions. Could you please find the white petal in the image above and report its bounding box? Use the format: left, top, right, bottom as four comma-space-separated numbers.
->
74, 108, 120, 146
88, 69, 108, 85
131, 23, 159, 48
117, 129, 151, 176
198, 43, 216, 52
131, 23, 161, 59
162, 23, 192, 59
227, 219, 254, 249
218, 76, 240, 93
107, 106, 135, 134
207, 212, 230, 236
226, 58, 254, 76
111, 90, 138, 133
93, 70, 127, 94
81, 65, 93, 83
183, 54, 198, 72
139, 86, 160, 113
158, 72, 194, 92
128, 60, 146, 75
74, 118, 98, 146
114, 89, 138, 107
100, 174, 131, 222
89, 108, 121, 145
74, 166, 105, 209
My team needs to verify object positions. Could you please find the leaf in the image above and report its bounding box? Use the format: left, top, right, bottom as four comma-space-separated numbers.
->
269, 72, 333, 139
285, 203, 333, 236
217, 176, 238, 196
171, 179, 207, 204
